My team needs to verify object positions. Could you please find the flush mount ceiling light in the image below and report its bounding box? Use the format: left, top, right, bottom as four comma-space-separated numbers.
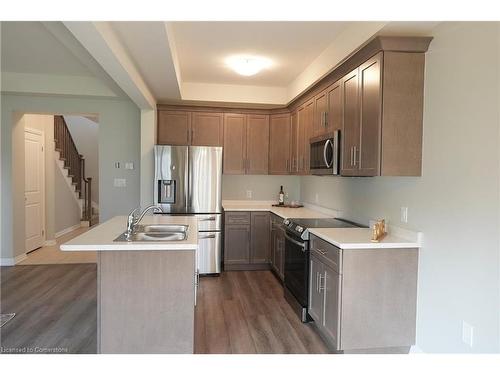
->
225, 55, 273, 76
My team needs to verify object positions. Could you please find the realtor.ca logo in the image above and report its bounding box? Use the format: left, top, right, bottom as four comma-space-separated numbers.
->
1, 346, 69, 353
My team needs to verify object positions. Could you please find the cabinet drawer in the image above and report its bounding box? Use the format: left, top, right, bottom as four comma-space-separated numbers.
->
225, 211, 251, 225
310, 235, 341, 273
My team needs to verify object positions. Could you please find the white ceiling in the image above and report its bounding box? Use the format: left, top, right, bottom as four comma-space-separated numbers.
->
170, 21, 350, 87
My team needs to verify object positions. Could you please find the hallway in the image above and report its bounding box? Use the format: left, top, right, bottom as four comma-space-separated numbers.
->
19, 227, 96, 265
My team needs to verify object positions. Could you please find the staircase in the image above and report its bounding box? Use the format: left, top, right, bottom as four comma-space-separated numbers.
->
54, 115, 98, 226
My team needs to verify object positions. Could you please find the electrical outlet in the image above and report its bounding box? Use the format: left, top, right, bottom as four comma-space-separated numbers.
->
315, 193, 319, 204
114, 178, 126, 188
125, 162, 134, 170
246, 190, 252, 199
400, 207, 408, 223
462, 321, 474, 347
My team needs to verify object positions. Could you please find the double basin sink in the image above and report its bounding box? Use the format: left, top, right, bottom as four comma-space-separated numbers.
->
114, 224, 189, 242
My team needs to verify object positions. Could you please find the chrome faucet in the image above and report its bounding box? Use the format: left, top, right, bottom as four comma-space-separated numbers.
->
126, 205, 164, 239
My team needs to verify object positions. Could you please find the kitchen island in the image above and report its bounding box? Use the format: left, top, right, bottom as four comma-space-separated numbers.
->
61, 215, 198, 354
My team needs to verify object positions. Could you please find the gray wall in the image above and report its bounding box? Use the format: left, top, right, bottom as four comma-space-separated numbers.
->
64, 115, 99, 203
300, 22, 500, 353
1, 94, 141, 259
222, 175, 300, 202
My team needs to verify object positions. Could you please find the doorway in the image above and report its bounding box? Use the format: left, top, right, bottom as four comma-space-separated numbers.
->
14, 113, 99, 265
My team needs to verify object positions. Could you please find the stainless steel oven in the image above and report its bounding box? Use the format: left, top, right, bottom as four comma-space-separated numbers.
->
284, 230, 310, 322
310, 130, 340, 175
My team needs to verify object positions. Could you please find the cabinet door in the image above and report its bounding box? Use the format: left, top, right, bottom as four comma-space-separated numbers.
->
269, 113, 291, 174
308, 255, 323, 323
293, 106, 303, 174
314, 90, 328, 137
340, 68, 360, 175
157, 110, 191, 145
224, 225, 250, 265
246, 114, 270, 174
191, 112, 223, 146
250, 212, 270, 264
223, 113, 247, 174
322, 265, 341, 349
358, 53, 382, 176
290, 111, 299, 174
298, 100, 313, 174
327, 79, 343, 132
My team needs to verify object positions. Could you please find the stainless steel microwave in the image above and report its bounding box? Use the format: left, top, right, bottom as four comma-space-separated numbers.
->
309, 130, 340, 175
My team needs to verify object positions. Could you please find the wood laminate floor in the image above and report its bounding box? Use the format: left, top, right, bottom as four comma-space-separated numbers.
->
0, 264, 97, 354
195, 270, 330, 354
1, 266, 328, 354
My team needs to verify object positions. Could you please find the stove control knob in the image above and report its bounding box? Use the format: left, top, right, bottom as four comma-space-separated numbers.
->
284, 219, 290, 225
296, 226, 304, 233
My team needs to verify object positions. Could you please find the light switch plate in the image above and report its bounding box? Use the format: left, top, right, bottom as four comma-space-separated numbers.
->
246, 190, 252, 199
114, 178, 126, 188
462, 321, 474, 347
400, 207, 408, 223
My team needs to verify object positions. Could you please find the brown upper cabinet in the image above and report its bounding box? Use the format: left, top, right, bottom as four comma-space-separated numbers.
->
191, 112, 224, 146
223, 113, 247, 174
296, 99, 314, 175
340, 50, 425, 176
313, 79, 342, 137
223, 113, 269, 175
157, 110, 223, 146
269, 113, 291, 175
157, 110, 191, 146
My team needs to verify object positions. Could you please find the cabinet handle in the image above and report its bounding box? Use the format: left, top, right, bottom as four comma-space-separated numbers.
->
286, 159, 289, 172
319, 273, 325, 292
353, 146, 357, 166
350, 147, 354, 166
192, 128, 195, 142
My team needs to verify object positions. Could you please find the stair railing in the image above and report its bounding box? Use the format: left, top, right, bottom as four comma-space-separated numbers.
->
54, 115, 93, 222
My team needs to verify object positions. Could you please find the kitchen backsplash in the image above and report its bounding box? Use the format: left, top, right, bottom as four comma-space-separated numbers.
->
222, 175, 300, 202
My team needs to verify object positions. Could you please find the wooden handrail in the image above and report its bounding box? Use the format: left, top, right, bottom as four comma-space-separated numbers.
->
54, 115, 93, 222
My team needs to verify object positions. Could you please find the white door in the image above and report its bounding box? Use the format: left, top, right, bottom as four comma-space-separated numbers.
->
25, 128, 45, 252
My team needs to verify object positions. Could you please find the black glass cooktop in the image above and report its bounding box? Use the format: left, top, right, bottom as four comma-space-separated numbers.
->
288, 217, 361, 229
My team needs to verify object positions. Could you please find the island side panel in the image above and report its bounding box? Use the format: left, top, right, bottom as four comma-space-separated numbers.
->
98, 250, 195, 354
340, 248, 419, 352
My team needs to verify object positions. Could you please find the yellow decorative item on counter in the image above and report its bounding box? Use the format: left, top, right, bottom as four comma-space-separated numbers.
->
371, 219, 387, 242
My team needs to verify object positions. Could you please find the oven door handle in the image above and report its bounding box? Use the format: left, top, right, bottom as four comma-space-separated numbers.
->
323, 139, 334, 168
284, 233, 307, 252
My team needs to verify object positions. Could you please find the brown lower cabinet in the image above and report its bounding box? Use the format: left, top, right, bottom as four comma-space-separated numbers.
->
224, 211, 270, 270
270, 213, 285, 280
309, 234, 418, 353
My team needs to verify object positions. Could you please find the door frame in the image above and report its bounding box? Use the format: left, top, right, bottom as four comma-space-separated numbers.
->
24, 126, 46, 250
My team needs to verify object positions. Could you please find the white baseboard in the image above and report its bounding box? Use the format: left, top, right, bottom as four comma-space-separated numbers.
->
55, 223, 82, 238
0, 253, 27, 266
409, 345, 424, 354
44, 239, 57, 246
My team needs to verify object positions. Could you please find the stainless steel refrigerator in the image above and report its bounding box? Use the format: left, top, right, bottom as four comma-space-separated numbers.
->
154, 145, 223, 274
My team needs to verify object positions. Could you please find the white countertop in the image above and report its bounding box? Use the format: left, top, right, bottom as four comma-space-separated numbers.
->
60, 215, 198, 251
222, 200, 330, 219
309, 227, 420, 250
223, 200, 421, 250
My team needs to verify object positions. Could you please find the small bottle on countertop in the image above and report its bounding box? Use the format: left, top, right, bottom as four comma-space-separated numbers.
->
278, 185, 285, 206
